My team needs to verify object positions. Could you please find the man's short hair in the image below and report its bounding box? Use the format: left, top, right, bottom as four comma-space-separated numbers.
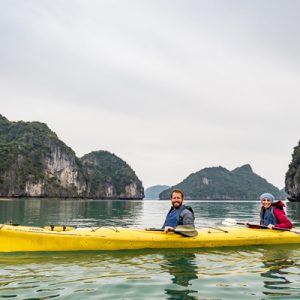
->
170, 189, 184, 199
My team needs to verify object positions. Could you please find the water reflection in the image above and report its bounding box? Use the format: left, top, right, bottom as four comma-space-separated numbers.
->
162, 252, 198, 300
1, 199, 299, 229
0, 246, 300, 299
287, 202, 300, 226
0, 198, 144, 228
0, 199, 25, 224
261, 246, 300, 298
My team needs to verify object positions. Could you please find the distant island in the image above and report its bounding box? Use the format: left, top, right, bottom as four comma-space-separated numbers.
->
0, 115, 144, 199
159, 164, 285, 200
144, 185, 170, 199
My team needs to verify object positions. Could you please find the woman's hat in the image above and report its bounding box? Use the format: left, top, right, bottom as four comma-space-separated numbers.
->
259, 193, 275, 202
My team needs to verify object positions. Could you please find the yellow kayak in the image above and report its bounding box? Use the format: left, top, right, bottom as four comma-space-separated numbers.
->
1, 224, 300, 252
0, 224, 300, 252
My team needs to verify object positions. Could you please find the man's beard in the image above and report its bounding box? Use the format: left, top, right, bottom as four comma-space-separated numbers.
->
172, 202, 182, 208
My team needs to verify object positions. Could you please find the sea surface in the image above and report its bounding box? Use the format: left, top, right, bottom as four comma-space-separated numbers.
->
0, 198, 300, 300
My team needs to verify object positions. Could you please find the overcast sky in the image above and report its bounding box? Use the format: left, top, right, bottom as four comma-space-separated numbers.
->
1, 0, 299, 189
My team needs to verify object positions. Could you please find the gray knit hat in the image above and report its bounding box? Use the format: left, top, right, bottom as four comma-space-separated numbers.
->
259, 193, 275, 202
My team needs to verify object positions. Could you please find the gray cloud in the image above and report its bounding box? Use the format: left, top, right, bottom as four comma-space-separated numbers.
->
1, 0, 299, 188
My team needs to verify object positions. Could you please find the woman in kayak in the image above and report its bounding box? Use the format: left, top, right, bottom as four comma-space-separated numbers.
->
259, 193, 293, 229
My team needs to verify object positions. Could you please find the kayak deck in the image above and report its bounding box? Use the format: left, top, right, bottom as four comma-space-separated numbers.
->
1, 224, 300, 252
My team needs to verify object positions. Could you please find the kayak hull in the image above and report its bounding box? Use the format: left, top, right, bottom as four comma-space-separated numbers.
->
1, 224, 300, 252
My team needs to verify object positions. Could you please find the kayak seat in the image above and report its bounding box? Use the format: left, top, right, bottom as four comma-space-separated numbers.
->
44, 225, 74, 232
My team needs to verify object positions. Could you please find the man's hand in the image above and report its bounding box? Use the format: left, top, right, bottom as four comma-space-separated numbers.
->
267, 224, 274, 229
164, 226, 174, 234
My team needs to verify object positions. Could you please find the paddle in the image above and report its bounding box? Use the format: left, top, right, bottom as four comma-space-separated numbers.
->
146, 225, 198, 237
222, 218, 300, 234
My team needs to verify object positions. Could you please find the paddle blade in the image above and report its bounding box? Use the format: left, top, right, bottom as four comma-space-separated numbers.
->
221, 218, 238, 226
174, 225, 198, 237
290, 228, 300, 235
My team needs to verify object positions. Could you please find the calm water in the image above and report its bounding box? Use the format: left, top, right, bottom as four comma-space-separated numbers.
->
0, 198, 300, 300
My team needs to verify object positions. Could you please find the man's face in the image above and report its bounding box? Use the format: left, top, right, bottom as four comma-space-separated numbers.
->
171, 192, 183, 208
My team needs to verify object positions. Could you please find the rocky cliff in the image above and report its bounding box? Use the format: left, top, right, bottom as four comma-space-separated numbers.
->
81, 151, 144, 199
285, 140, 300, 201
159, 164, 282, 200
0, 115, 144, 199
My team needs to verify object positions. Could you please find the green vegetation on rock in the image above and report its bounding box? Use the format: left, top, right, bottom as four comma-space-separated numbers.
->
159, 164, 282, 200
0, 114, 144, 199
81, 151, 143, 197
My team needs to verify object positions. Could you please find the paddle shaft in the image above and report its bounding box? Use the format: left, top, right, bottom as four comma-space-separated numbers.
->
145, 227, 198, 237
240, 222, 294, 232
146, 228, 164, 232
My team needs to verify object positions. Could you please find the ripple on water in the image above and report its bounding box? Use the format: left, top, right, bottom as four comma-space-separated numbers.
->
0, 246, 300, 299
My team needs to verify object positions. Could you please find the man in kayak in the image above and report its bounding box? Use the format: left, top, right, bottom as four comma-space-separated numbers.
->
259, 192, 293, 229
162, 189, 195, 233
